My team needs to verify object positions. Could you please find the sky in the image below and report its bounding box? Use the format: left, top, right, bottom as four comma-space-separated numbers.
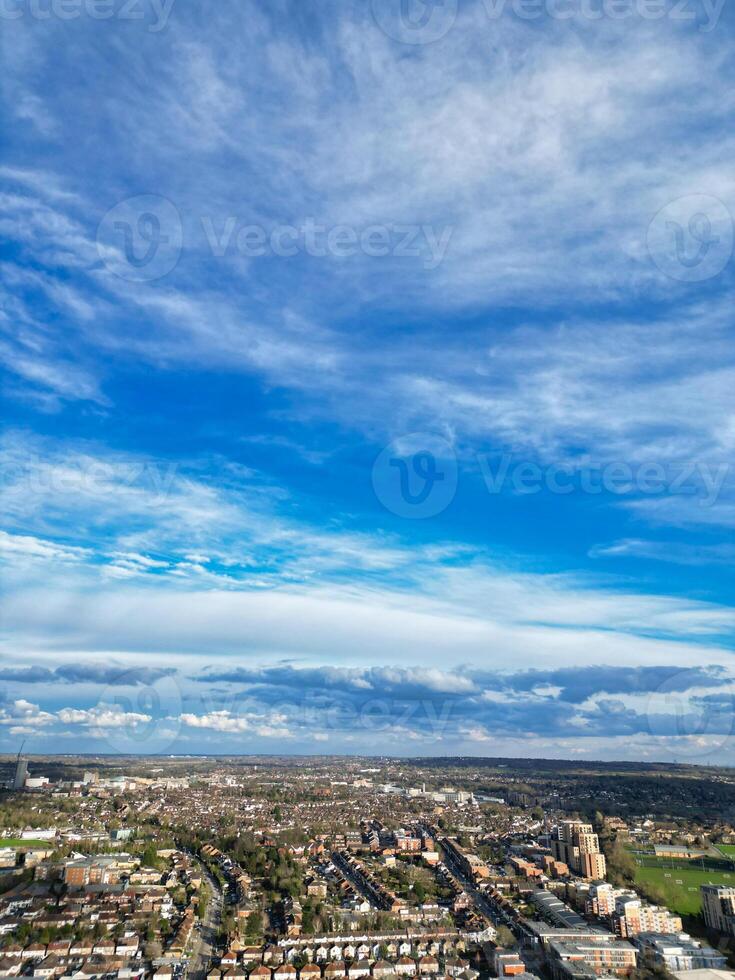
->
1, 0, 735, 762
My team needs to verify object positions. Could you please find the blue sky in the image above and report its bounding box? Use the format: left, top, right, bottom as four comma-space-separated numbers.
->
1, 0, 735, 761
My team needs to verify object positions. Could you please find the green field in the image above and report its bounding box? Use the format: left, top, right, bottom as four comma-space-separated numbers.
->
717, 845, 735, 857
634, 862, 735, 916
0, 839, 52, 848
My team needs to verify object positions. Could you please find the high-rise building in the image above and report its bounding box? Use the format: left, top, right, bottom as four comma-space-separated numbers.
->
551, 820, 607, 880
12, 759, 28, 791
581, 852, 608, 880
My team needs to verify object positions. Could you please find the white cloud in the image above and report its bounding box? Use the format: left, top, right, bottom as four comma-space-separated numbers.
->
180, 710, 291, 739
0, 530, 90, 564
2, 577, 732, 673
56, 705, 152, 728
0, 699, 55, 728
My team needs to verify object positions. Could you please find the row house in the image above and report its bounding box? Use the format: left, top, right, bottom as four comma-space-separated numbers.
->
223, 968, 248, 980
255, 960, 444, 980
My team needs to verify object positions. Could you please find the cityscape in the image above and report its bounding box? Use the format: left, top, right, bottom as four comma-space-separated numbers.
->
2, 756, 735, 980
2, 1, 734, 980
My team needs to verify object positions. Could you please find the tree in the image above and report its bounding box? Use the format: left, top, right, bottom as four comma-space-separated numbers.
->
198, 886, 210, 921
245, 910, 262, 939
495, 926, 516, 949
603, 836, 637, 887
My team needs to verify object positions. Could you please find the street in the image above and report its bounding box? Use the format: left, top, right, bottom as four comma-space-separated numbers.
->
183, 853, 224, 980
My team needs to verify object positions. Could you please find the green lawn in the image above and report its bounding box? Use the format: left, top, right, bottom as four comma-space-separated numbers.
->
634, 863, 735, 916
0, 839, 52, 849
717, 845, 735, 857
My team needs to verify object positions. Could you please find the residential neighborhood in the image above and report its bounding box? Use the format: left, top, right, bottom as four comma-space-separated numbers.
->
2, 757, 735, 980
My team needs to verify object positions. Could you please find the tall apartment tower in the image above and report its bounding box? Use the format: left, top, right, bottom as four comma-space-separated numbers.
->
12, 758, 28, 790
551, 820, 607, 879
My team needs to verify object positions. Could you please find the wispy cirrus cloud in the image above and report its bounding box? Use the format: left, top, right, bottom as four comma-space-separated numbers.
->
591, 538, 735, 565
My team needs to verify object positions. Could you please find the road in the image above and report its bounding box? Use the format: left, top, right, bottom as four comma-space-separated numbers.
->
331, 851, 382, 910
438, 840, 548, 978
184, 853, 224, 980
438, 840, 502, 928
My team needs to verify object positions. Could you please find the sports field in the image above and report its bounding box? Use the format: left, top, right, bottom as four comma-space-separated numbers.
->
0, 839, 51, 849
634, 862, 735, 915
717, 844, 735, 858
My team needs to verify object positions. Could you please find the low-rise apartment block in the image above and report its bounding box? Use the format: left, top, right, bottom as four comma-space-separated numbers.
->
702, 885, 735, 937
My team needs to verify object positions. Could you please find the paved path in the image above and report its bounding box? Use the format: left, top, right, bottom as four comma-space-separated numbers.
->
184, 853, 224, 980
